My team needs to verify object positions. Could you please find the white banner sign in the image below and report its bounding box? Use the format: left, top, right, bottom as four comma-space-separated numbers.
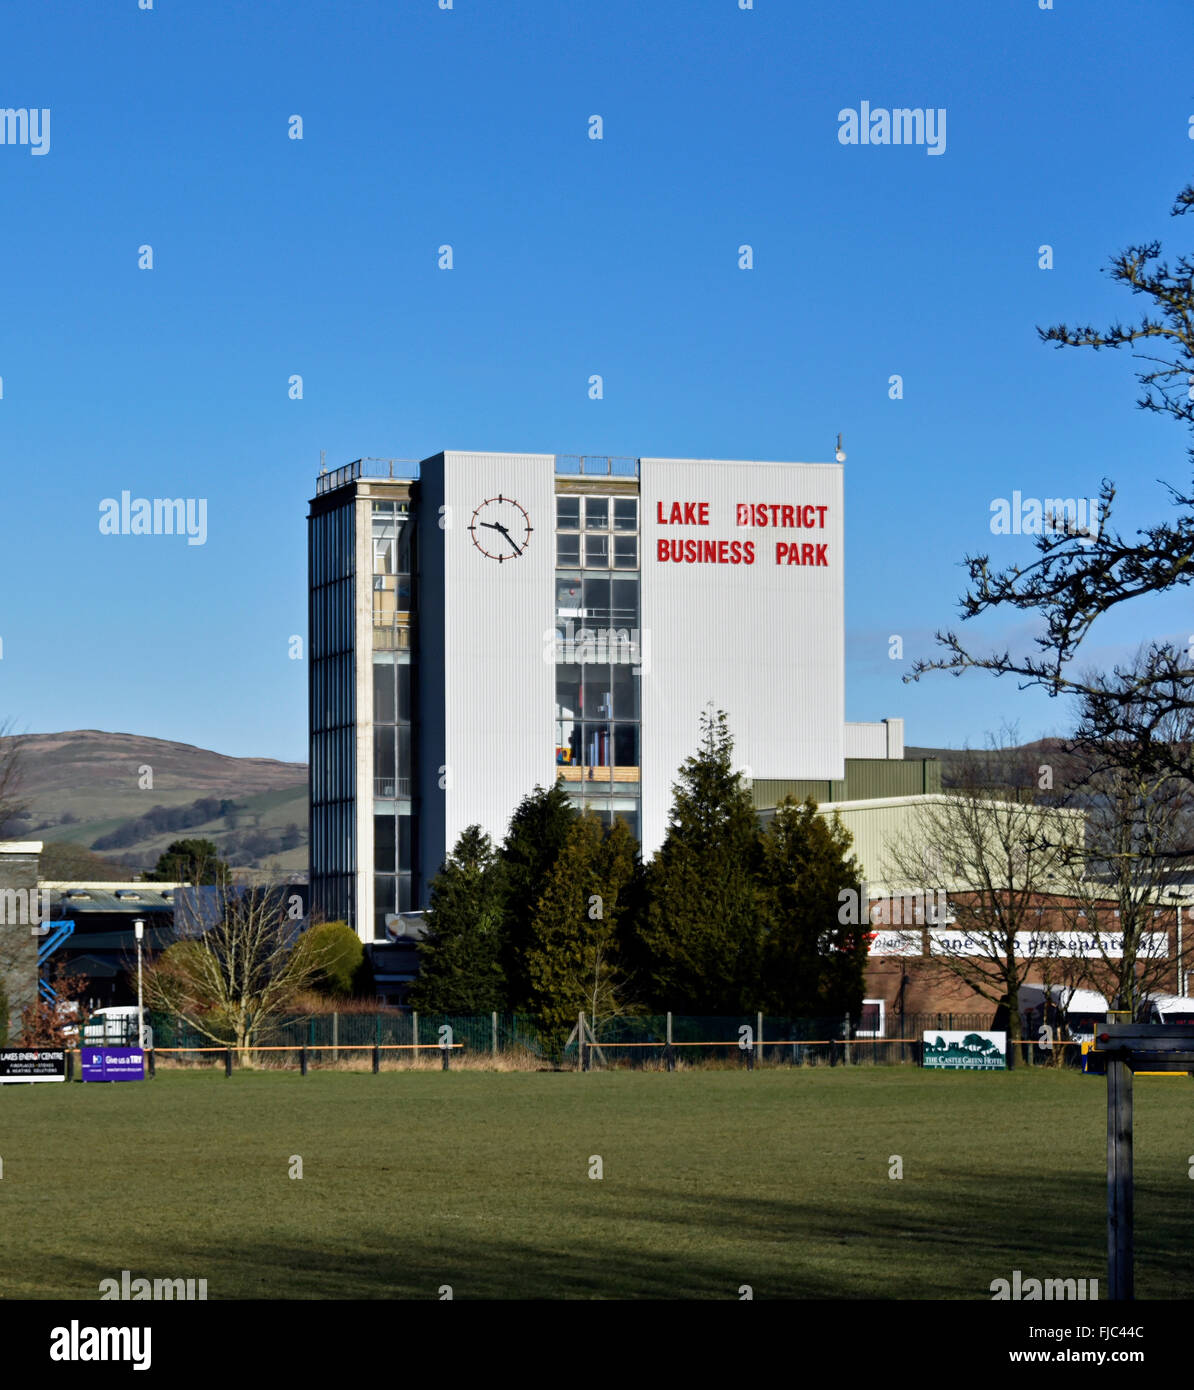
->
922, 929, 1170, 960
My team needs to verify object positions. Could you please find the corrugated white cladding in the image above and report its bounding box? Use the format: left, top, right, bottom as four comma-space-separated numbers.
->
429, 451, 557, 864
639, 458, 844, 855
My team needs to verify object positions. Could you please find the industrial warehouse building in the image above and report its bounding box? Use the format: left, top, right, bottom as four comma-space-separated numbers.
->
307, 450, 933, 947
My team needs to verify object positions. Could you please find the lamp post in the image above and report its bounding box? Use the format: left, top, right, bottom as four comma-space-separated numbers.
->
1165, 892, 1187, 998
133, 919, 145, 1048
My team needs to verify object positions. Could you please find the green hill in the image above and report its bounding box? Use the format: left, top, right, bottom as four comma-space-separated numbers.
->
1, 730, 308, 877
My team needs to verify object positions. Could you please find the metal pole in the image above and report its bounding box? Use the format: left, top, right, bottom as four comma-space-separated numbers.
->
300, 1045, 308, 1076
135, 931, 144, 1051
332, 1010, 339, 1063
666, 1010, 674, 1071
756, 1011, 763, 1068
1107, 1054, 1134, 1300
491, 1011, 498, 1059
372, 1044, 380, 1074
412, 1010, 418, 1067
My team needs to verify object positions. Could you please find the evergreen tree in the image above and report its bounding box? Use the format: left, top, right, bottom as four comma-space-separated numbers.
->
409, 826, 507, 1013
639, 708, 763, 1012
147, 838, 230, 885
498, 781, 578, 1009
525, 814, 641, 1049
757, 797, 867, 1019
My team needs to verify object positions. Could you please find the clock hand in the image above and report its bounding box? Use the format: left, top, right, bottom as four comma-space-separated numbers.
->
489, 520, 523, 555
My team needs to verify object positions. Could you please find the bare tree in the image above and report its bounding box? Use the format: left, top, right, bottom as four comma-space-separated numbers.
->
0, 722, 33, 1040
907, 183, 1194, 783
882, 733, 1079, 1060
1049, 664, 1194, 1015
144, 883, 336, 1053
0, 721, 29, 838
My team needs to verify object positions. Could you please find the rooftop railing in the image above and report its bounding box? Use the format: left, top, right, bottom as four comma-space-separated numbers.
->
316, 458, 420, 495
318, 454, 642, 493
555, 455, 640, 478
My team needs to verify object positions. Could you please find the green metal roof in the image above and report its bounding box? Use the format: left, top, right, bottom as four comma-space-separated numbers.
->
753, 757, 941, 810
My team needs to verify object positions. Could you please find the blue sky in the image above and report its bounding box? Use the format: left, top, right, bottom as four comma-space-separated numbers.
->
1, 0, 1191, 763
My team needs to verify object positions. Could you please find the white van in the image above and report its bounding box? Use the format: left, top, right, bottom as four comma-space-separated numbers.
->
1146, 995, 1194, 1026
81, 1007, 152, 1048
1019, 984, 1109, 1042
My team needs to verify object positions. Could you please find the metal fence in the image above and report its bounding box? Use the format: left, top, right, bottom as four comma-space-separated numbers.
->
147, 1010, 547, 1067
133, 1008, 1084, 1071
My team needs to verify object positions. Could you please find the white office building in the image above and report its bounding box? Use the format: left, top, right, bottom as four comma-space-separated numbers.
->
308, 450, 915, 946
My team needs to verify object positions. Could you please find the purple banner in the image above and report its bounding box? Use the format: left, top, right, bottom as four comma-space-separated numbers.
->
81, 1048, 144, 1082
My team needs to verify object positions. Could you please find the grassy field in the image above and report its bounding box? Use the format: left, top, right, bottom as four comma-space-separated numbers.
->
1, 1067, 1191, 1300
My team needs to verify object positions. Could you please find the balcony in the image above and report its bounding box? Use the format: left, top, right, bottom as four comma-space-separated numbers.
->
558, 766, 640, 783
373, 624, 413, 652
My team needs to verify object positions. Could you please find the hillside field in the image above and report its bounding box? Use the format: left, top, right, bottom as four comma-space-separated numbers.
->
1, 1068, 1191, 1300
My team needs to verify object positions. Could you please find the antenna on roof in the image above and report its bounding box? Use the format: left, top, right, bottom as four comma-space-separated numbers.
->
835, 433, 846, 463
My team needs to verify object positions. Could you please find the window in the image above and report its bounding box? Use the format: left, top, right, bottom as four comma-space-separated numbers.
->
613, 534, 638, 568
855, 1000, 886, 1039
613, 722, 639, 767
556, 666, 581, 720
373, 664, 396, 723
556, 573, 583, 619
610, 576, 638, 626
556, 493, 639, 568
584, 533, 609, 567
375, 815, 396, 872
375, 727, 396, 792
582, 574, 611, 622
583, 722, 612, 767
611, 663, 637, 719
584, 667, 614, 719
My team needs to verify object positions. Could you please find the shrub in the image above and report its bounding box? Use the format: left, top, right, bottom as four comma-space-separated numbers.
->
290, 921, 364, 998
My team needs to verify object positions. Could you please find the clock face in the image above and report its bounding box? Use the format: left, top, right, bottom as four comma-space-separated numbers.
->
468, 494, 533, 561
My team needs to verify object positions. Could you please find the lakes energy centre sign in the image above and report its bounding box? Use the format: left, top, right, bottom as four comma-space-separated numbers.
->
0, 1048, 67, 1083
